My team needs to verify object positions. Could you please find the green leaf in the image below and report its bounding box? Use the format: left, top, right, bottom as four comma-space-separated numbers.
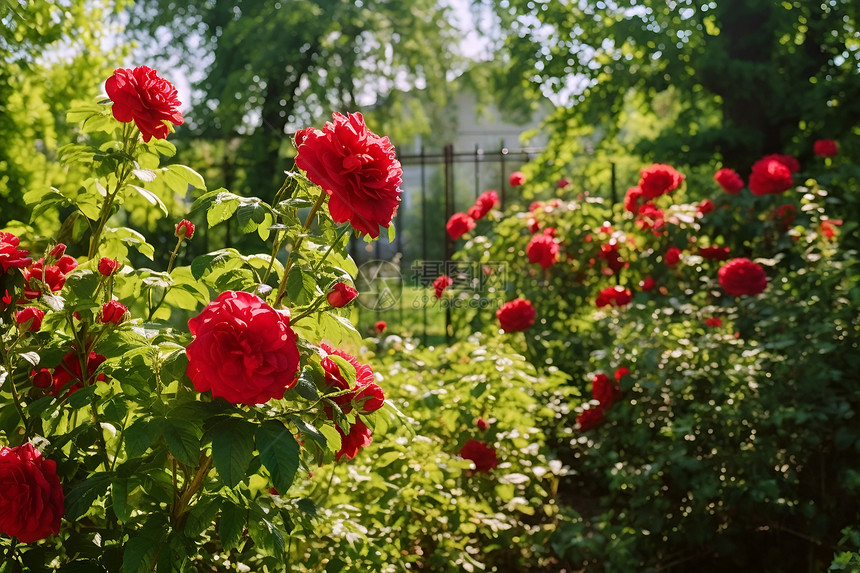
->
294, 368, 321, 401
248, 512, 285, 558
127, 185, 168, 217
328, 354, 357, 387
124, 418, 153, 458
165, 164, 206, 191
256, 420, 300, 495
184, 498, 221, 538
111, 478, 133, 522
219, 503, 247, 552
65, 472, 113, 521
318, 424, 342, 454
209, 418, 256, 488
158, 418, 201, 467
123, 535, 162, 573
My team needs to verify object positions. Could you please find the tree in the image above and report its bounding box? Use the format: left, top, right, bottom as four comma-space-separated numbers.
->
476, 0, 860, 171
125, 0, 464, 197
0, 0, 127, 230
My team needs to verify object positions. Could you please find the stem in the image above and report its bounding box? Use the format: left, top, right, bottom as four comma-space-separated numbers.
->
88, 124, 139, 259
171, 454, 213, 527
311, 224, 352, 273
290, 294, 331, 324
166, 235, 184, 274
262, 177, 299, 285
5, 358, 32, 441
274, 190, 328, 307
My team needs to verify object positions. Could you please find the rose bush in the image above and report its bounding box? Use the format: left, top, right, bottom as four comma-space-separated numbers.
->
0, 66, 406, 570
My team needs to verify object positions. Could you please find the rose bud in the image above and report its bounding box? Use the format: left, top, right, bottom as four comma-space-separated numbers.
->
98, 257, 122, 276
48, 243, 66, 258
31, 368, 53, 389
327, 282, 358, 308
175, 219, 195, 240
100, 300, 128, 324
15, 307, 45, 332
476, 418, 489, 431
375, 320, 387, 334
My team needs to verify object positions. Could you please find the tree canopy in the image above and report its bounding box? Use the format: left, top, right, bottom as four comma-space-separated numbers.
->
125, 0, 464, 196
478, 0, 860, 171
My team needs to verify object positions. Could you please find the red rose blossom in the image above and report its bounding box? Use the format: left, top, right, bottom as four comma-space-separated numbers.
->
0, 443, 64, 543
592, 373, 622, 408
459, 439, 498, 473
0, 232, 31, 274
48, 244, 66, 258
186, 291, 300, 405
467, 190, 498, 220
375, 320, 387, 334
636, 202, 665, 232
749, 157, 793, 196
526, 234, 559, 269
820, 219, 842, 240
665, 246, 682, 268
15, 307, 44, 332
100, 300, 127, 324
699, 245, 731, 260
476, 417, 489, 431
813, 139, 838, 157
52, 350, 107, 397
697, 199, 715, 215
446, 212, 476, 241
598, 243, 626, 275
509, 171, 526, 187
705, 317, 722, 327
624, 186, 643, 214
614, 367, 630, 382
762, 153, 800, 173
320, 343, 384, 415
714, 168, 744, 194
639, 276, 656, 291
22, 259, 72, 299
98, 257, 122, 276
175, 219, 195, 240
433, 275, 453, 299
295, 112, 402, 238
595, 286, 633, 308
576, 408, 605, 431
327, 282, 358, 307
336, 418, 373, 461
638, 164, 684, 199
557, 178, 571, 189
496, 298, 536, 332
718, 258, 767, 297
105, 66, 184, 142
31, 368, 53, 389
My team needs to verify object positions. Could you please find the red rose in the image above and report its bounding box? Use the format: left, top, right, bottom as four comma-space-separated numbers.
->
100, 300, 128, 324
327, 282, 358, 307
697, 199, 715, 215
624, 186, 643, 213
175, 219, 195, 240
595, 286, 633, 308
636, 202, 665, 232
31, 368, 53, 389
762, 153, 800, 173
509, 171, 526, 187
592, 373, 622, 408
639, 276, 656, 291
476, 417, 489, 431
527, 216, 540, 234
598, 243, 626, 275
576, 408, 605, 431
320, 343, 384, 415
749, 157, 793, 196
23, 259, 70, 299
0, 443, 64, 543
98, 257, 122, 276
543, 227, 557, 238
557, 178, 571, 188
186, 291, 300, 405
0, 232, 31, 274
496, 298, 536, 332
375, 320, 387, 334
48, 244, 66, 258
614, 367, 630, 382
15, 307, 44, 332
467, 190, 498, 220
813, 139, 838, 157
335, 418, 373, 461
105, 66, 184, 142
459, 439, 498, 473
718, 258, 767, 297
526, 234, 559, 269
638, 164, 684, 199
664, 246, 682, 268
705, 317, 722, 327
433, 275, 453, 299
52, 350, 107, 397
446, 212, 476, 241
714, 168, 744, 194
295, 112, 402, 238
699, 245, 731, 260
820, 219, 842, 240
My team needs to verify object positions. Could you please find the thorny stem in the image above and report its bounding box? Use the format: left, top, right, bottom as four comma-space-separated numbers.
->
274, 190, 328, 307
262, 178, 295, 285
171, 454, 214, 528
310, 224, 352, 273
88, 123, 139, 259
